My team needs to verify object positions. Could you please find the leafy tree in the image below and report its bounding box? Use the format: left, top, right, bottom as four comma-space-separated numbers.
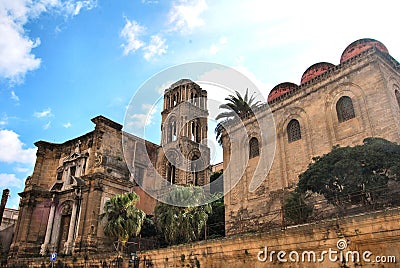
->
101, 192, 146, 252
297, 138, 400, 209
215, 89, 261, 145
154, 186, 212, 245
140, 216, 157, 238
283, 191, 313, 224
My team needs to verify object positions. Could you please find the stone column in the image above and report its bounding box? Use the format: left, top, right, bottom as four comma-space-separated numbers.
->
40, 200, 56, 255
63, 201, 78, 254
184, 85, 187, 101
131, 139, 137, 182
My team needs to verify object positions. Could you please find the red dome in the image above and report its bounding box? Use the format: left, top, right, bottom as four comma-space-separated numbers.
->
268, 82, 298, 103
300, 62, 335, 84
340, 38, 388, 63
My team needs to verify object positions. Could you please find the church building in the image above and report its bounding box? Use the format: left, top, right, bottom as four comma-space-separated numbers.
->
8, 38, 400, 259
9, 80, 210, 257
222, 38, 400, 235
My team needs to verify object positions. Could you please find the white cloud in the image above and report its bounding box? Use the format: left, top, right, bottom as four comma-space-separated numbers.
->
63, 0, 97, 17
219, 36, 227, 45
11, 90, 20, 102
208, 37, 227, 55
0, 173, 24, 188
0, 0, 97, 83
0, 129, 36, 164
128, 103, 158, 128
0, 114, 8, 126
63, 122, 72, 128
168, 0, 207, 33
14, 167, 30, 173
120, 19, 145, 56
144, 35, 168, 60
0, 0, 42, 84
209, 44, 219, 55
232, 65, 272, 98
141, 0, 159, 3
43, 121, 51, 130
197, 64, 270, 104
156, 80, 175, 94
33, 108, 53, 118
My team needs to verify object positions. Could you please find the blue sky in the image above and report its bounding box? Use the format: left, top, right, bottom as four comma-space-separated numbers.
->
1, 0, 400, 209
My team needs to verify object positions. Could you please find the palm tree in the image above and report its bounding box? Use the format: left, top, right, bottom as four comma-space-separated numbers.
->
154, 186, 212, 245
101, 192, 146, 253
215, 89, 260, 144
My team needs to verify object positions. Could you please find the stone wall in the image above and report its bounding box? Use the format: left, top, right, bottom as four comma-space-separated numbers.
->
138, 207, 400, 268
10, 207, 400, 267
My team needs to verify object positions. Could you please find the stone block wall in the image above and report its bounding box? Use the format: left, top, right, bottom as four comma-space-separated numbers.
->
138, 208, 400, 268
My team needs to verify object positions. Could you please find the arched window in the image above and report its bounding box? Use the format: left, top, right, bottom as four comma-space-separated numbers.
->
191, 155, 200, 186
166, 162, 176, 184
395, 89, 400, 109
249, 137, 259, 158
336, 96, 355, 123
167, 118, 176, 142
190, 92, 194, 104
287, 119, 301, 143
190, 120, 200, 142
173, 94, 177, 106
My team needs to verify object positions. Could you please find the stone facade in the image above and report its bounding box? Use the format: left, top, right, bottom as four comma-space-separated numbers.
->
223, 38, 400, 235
9, 80, 211, 259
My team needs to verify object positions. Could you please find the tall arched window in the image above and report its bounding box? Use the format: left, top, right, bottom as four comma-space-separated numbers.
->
190, 120, 200, 142
167, 118, 176, 142
249, 137, 259, 158
336, 96, 355, 123
166, 162, 176, 184
191, 155, 200, 186
395, 89, 400, 109
287, 119, 301, 143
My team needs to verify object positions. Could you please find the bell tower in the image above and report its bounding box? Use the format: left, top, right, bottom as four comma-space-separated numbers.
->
160, 79, 210, 186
